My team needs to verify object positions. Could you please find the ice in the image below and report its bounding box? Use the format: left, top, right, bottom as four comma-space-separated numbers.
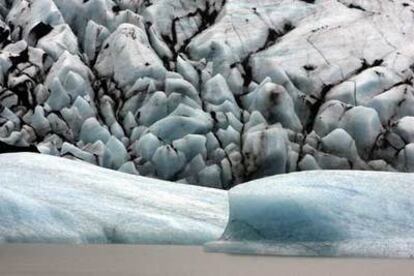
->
2, 0, 414, 186
394, 117, 414, 143
80, 118, 111, 144
6, 0, 64, 41
320, 128, 360, 163
326, 67, 402, 106
152, 145, 187, 179
172, 135, 207, 161
339, 106, 383, 157
177, 55, 199, 88
397, 144, 414, 172
298, 154, 320, 171
47, 113, 72, 141
4, 153, 413, 256
94, 23, 166, 88
61, 142, 96, 165
206, 170, 414, 258
149, 114, 212, 143
0, 153, 228, 244
45, 78, 71, 111
102, 136, 128, 170
368, 85, 414, 124
37, 24, 79, 60
242, 79, 302, 132
243, 124, 290, 178
165, 78, 201, 104
23, 106, 51, 137
83, 20, 110, 64
118, 161, 139, 175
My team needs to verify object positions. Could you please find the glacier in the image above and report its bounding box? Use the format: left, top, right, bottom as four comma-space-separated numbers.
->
0, 153, 228, 244
1, 153, 414, 258
1, 0, 414, 259
1, 0, 414, 187
206, 171, 414, 258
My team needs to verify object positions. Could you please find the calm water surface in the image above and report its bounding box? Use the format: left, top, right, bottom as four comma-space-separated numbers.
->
0, 244, 413, 276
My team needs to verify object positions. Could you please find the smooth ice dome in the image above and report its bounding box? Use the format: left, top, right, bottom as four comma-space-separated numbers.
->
206, 171, 414, 258
0, 153, 228, 244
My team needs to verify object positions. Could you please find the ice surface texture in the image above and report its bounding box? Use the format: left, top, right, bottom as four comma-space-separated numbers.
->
2, 153, 414, 258
0, 153, 228, 244
2, 0, 414, 187
206, 171, 414, 258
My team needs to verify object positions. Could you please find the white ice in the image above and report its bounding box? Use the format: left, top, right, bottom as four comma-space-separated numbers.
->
206, 170, 414, 258
0, 153, 228, 245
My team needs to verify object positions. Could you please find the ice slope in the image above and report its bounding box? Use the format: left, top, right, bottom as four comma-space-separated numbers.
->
0, 153, 228, 244
1, 0, 414, 188
2, 152, 414, 258
206, 171, 414, 258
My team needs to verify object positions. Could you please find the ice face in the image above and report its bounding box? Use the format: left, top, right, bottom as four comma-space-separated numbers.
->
0, 153, 228, 244
1, 0, 414, 187
206, 171, 414, 258
2, 152, 414, 257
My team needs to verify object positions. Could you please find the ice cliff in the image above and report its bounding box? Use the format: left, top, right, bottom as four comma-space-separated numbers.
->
1, 0, 414, 187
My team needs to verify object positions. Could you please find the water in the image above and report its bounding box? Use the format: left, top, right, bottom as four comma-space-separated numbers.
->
1, 245, 413, 276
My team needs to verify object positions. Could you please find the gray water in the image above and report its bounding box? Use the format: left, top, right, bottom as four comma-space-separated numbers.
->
1, 245, 414, 276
